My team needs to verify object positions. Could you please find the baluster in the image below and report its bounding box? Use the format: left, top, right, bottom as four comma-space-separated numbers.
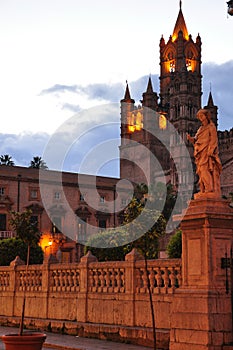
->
176, 267, 182, 287
88, 269, 94, 291
149, 268, 155, 293
164, 267, 169, 290
24, 271, 28, 291
38, 271, 42, 290
142, 268, 148, 293
76, 270, 80, 290
170, 267, 176, 290
112, 269, 117, 292
114, 269, 120, 292
59, 270, 64, 290
99, 269, 104, 291
54, 270, 60, 290
120, 268, 125, 292
70, 269, 76, 290
105, 269, 110, 292
63, 270, 68, 290
93, 269, 99, 292
67, 270, 72, 291
156, 267, 162, 292
108, 268, 114, 292
29, 271, 33, 291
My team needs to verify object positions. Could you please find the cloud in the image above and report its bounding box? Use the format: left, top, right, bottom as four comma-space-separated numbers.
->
0, 132, 50, 167
0, 65, 232, 177
39, 75, 159, 113
40, 84, 78, 95
202, 61, 233, 131
61, 103, 81, 113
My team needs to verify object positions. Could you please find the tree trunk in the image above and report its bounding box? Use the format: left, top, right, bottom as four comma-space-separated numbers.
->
19, 244, 30, 336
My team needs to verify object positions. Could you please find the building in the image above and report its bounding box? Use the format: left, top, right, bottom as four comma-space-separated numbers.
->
0, 2, 232, 261
0, 166, 130, 262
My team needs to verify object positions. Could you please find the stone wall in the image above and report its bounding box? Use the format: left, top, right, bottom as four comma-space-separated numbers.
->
0, 250, 181, 348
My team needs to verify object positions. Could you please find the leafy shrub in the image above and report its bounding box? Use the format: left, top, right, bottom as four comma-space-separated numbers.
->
166, 229, 182, 258
0, 238, 43, 266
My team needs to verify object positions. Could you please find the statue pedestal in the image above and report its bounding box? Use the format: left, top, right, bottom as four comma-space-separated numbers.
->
170, 197, 233, 350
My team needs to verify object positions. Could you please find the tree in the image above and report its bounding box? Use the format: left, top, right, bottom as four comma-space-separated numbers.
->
0, 238, 43, 266
148, 182, 178, 221
10, 209, 42, 335
166, 229, 182, 258
29, 156, 48, 169
84, 228, 128, 261
85, 195, 166, 350
85, 197, 166, 261
123, 196, 166, 350
0, 154, 15, 166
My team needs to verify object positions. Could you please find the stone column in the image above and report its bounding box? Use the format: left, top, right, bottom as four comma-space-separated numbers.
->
170, 197, 233, 350
77, 251, 97, 323
42, 254, 58, 319
125, 248, 144, 326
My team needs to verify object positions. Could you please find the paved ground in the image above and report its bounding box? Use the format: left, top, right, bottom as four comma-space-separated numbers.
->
0, 326, 153, 350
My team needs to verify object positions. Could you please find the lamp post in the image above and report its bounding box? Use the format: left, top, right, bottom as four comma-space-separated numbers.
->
44, 241, 52, 257
17, 174, 21, 212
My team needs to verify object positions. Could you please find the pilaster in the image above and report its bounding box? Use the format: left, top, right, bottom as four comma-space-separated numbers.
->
170, 197, 233, 349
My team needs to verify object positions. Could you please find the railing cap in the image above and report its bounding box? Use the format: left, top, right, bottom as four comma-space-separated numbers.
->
80, 251, 98, 263
10, 256, 25, 267
43, 254, 59, 265
125, 248, 144, 262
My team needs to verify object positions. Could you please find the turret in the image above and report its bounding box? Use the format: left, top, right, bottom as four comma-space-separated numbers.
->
120, 82, 135, 142
204, 91, 218, 129
142, 76, 158, 110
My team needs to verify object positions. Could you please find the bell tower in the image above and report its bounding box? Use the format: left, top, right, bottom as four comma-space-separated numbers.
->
159, 1, 203, 196
159, 0, 202, 138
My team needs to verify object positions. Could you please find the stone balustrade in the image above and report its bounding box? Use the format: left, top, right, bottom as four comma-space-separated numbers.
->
0, 252, 181, 295
49, 267, 80, 292
0, 250, 181, 349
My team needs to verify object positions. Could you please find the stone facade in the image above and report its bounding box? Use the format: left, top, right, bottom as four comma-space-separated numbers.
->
0, 165, 130, 261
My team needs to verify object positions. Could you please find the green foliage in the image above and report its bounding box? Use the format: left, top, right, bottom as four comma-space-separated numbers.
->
0, 238, 43, 266
84, 228, 127, 261
10, 210, 41, 246
166, 229, 182, 258
85, 197, 166, 261
148, 182, 178, 221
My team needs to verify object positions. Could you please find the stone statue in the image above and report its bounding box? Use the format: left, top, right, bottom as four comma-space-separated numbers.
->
187, 108, 222, 197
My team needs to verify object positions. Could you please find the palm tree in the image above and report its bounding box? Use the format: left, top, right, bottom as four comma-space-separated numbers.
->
0, 154, 15, 166
29, 156, 48, 169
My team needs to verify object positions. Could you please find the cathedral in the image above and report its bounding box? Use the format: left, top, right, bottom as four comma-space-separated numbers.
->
120, 1, 233, 199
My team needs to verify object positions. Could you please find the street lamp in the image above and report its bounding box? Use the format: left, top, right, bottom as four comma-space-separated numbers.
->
17, 174, 21, 212
44, 240, 53, 256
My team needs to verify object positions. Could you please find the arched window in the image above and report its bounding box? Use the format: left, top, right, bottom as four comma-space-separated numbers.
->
159, 114, 167, 130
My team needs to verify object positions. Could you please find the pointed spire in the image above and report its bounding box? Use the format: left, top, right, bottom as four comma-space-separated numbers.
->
180, 0, 182, 10
121, 81, 135, 104
172, 3, 189, 41
146, 76, 154, 94
207, 91, 214, 107
124, 81, 131, 100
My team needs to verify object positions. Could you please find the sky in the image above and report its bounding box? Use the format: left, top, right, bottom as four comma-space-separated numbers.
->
0, 0, 232, 175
